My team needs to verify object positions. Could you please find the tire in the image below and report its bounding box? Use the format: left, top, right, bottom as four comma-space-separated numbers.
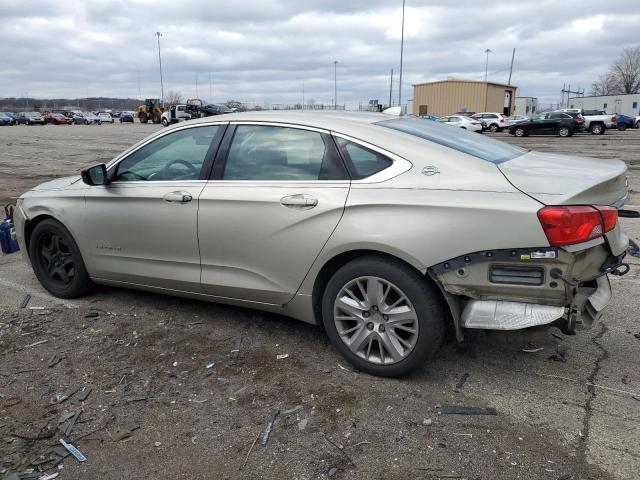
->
321, 255, 446, 377
558, 126, 571, 137
26, 120, 30, 126
589, 123, 604, 135
85, 120, 90, 125
161, 117, 169, 127
139, 113, 148, 123
636, 121, 640, 129
460, 126, 466, 130
618, 124, 627, 131
514, 127, 527, 137
28, 219, 93, 298
152, 113, 161, 124
489, 123, 499, 132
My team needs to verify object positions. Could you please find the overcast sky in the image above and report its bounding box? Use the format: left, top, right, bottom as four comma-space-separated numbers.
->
1, 0, 638, 107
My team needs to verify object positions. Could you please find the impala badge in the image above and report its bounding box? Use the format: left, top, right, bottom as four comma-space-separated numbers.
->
422, 166, 440, 176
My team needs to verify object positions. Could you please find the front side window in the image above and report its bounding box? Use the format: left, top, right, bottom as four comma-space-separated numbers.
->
223, 125, 328, 181
114, 125, 219, 182
336, 138, 393, 179
378, 117, 526, 164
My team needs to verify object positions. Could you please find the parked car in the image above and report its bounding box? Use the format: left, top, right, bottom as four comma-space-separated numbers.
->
200, 104, 233, 116
419, 114, 440, 121
615, 114, 636, 131
504, 115, 529, 127
17, 112, 629, 376
454, 111, 475, 117
3, 112, 17, 125
508, 112, 581, 137
0, 113, 14, 126
559, 109, 614, 134
73, 112, 102, 125
97, 112, 115, 123
437, 115, 483, 132
119, 111, 135, 123
51, 110, 74, 119
44, 113, 73, 125
472, 112, 508, 132
15, 112, 45, 125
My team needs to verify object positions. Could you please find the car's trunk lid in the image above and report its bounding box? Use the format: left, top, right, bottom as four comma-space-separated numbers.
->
498, 150, 629, 207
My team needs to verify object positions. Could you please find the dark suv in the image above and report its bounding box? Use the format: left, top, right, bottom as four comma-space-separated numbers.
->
16, 112, 45, 125
508, 112, 582, 137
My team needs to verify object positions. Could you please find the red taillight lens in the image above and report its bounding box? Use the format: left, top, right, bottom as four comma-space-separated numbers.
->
612, 116, 617, 123
537, 205, 616, 246
595, 206, 618, 232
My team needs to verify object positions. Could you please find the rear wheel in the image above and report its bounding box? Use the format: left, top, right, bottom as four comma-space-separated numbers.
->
589, 123, 604, 135
618, 124, 627, 131
514, 127, 527, 137
558, 126, 571, 137
489, 123, 499, 132
321, 256, 446, 377
152, 113, 162, 124
636, 120, 640, 129
28, 219, 93, 298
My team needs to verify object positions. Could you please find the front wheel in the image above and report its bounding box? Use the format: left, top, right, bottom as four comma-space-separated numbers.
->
28, 219, 93, 298
161, 117, 169, 127
321, 256, 446, 377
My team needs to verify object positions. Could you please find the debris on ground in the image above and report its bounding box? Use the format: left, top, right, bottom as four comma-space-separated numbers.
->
48, 354, 62, 367
548, 351, 568, 363
622, 374, 632, 385
72, 387, 92, 403
634, 332, 640, 341
522, 347, 544, 353
297, 418, 308, 431
627, 239, 640, 258
24, 339, 49, 348
455, 373, 469, 389
113, 422, 140, 441
204, 360, 215, 369
422, 418, 433, 426
328, 467, 338, 477
59, 438, 87, 462
276, 354, 289, 360
84, 311, 100, 318
281, 405, 303, 417
19, 294, 31, 308
436, 406, 498, 415
261, 410, 279, 446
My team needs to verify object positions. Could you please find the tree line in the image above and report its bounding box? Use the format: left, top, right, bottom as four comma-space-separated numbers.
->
591, 46, 640, 96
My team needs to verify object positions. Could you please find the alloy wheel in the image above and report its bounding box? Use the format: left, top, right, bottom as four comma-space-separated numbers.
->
39, 233, 75, 285
559, 127, 570, 137
333, 276, 419, 365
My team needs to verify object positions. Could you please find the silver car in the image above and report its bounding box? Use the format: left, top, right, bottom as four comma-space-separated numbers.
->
14, 112, 630, 377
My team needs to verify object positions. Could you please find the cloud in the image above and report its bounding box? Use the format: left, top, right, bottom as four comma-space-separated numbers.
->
0, 0, 638, 107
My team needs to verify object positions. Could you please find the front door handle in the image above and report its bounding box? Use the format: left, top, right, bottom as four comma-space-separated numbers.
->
280, 194, 318, 209
163, 191, 193, 203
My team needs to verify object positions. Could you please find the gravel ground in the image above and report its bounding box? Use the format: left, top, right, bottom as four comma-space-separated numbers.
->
1, 122, 639, 480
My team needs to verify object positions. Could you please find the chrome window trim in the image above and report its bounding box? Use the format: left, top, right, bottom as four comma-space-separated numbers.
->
106, 121, 229, 172
330, 132, 413, 184
228, 120, 330, 135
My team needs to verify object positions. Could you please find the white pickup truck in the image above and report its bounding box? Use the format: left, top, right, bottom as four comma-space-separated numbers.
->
559, 108, 616, 135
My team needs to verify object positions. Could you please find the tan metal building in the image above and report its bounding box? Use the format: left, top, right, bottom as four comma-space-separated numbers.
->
412, 80, 517, 117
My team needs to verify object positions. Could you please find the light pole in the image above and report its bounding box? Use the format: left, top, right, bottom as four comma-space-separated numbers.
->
484, 48, 491, 82
155, 32, 164, 102
398, 0, 405, 113
334, 61, 338, 110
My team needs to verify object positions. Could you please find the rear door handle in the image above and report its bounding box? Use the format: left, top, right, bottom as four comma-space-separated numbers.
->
163, 191, 193, 203
280, 194, 318, 209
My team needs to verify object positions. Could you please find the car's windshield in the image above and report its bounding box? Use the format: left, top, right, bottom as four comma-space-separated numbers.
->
377, 117, 526, 164
26, 112, 39, 117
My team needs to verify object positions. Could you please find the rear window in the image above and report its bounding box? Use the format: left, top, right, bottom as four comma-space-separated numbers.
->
378, 117, 526, 164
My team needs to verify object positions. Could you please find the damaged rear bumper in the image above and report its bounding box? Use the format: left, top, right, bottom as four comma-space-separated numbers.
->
429, 245, 627, 339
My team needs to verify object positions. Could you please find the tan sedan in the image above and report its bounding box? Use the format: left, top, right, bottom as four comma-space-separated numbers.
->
14, 112, 630, 376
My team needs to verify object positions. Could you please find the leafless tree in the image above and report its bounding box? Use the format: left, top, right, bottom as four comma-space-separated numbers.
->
611, 46, 640, 94
590, 73, 620, 96
165, 91, 184, 105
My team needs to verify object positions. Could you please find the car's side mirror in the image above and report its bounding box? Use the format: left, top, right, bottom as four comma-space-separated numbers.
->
81, 164, 108, 186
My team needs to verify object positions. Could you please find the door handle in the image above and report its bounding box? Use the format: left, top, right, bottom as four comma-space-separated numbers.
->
280, 194, 318, 209
163, 191, 193, 203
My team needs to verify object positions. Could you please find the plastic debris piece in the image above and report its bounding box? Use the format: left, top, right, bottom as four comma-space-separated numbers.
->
422, 418, 433, 426
48, 354, 62, 367
328, 467, 338, 477
297, 418, 308, 431
24, 339, 49, 348
455, 373, 469, 389
20, 294, 31, 309
276, 354, 289, 360
261, 410, 280, 446
548, 351, 568, 362
522, 347, 544, 353
436, 406, 497, 415
281, 405, 303, 417
38, 473, 59, 480
204, 361, 215, 369
73, 387, 92, 403
59, 438, 86, 462
623, 374, 632, 385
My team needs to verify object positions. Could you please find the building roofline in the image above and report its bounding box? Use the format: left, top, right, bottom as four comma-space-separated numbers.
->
569, 93, 640, 100
413, 79, 516, 89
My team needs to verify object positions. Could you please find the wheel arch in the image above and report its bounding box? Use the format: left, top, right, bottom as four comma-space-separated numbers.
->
23, 213, 84, 262
309, 248, 450, 331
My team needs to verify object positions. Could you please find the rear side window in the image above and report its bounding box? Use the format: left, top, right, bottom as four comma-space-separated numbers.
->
224, 125, 329, 181
378, 117, 526, 164
336, 138, 393, 179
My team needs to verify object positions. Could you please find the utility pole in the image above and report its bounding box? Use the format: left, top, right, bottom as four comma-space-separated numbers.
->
195, 73, 199, 98
507, 48, 515, 85
484, 49, 491, 82
334, 61, 338, 109
155, 32, 164, 103
209, 72, 213, 102
389, 68, 394, 107
302, 80, 305, 108
398, 0, 406, 113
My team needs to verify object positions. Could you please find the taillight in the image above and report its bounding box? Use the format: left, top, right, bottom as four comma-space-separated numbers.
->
612, 116, 617, 123
537, 205, 617, 246
470, 121, 479, 125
